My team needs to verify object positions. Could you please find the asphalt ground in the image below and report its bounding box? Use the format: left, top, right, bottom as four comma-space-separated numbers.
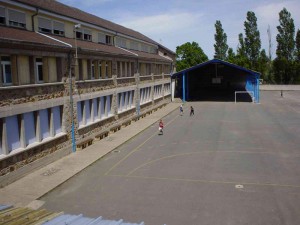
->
41, 91, 300, 225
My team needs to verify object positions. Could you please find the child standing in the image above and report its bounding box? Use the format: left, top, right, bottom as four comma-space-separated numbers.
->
158, 119, 164, 135
190, 106, 194, 116
180, 104, 183, 116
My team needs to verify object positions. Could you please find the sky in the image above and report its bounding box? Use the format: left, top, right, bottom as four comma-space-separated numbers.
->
58, 0, 300, 59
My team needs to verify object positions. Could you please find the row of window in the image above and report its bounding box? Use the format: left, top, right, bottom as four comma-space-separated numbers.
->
0, 55, 170, 86
0, 83, 171, 155
117, 90, 135, 113
0, 7, 26, 28
0, 106, 63, 155
154, 85, 163, 99
117, 61, 135, 78
77, 95, 113, 128
140, 87, 151, 105
164, 83, 171, 95
0, 5, 159, 53
115, 37, 157, 54
1, 56, 48, 85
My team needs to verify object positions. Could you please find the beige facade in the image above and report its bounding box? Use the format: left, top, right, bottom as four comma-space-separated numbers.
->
0, 0, 175, 184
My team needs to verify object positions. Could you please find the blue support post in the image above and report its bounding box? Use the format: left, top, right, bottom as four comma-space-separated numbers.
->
257, 77, 260, 103
182, 72, 186, 102
186, 73, 189, 101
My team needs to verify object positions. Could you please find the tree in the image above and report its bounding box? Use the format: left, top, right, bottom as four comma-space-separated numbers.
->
227, 48, 236, 64
274, 8, 296, 84
295, 29, 300, 61
258, 49, 270, 82
214, 20, 228, 60
236, 33, 249, 68
244, 11, 261, 70
176, 42, 208, 71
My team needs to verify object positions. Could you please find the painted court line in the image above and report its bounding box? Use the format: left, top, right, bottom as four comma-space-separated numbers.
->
125, 150, 296, 177
104, 115, 179, 176
107, 174, 300, 189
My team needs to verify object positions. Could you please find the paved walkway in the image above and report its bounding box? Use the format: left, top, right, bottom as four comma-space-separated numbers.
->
0, 103, 180, 208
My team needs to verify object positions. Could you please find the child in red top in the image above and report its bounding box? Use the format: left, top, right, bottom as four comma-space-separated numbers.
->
159, 119, 164, 134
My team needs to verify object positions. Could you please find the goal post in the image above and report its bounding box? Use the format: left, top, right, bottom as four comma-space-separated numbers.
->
235, 91, 255, 103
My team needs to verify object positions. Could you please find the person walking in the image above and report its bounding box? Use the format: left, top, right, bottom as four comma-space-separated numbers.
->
180, 104, 183, 116
158, 119, 164, 135
190, 106, 194, 116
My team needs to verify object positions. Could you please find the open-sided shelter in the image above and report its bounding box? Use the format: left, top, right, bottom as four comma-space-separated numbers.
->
171, 59, 260, 103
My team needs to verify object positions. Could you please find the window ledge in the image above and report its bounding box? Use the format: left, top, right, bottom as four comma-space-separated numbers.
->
78, 114, 115, 131
0, 133, 67, 160
76, 78, 112, 83
117, 106, 136, 114
0, 82, 64, 90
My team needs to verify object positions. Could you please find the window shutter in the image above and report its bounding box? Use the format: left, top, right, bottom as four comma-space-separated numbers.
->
0, 7, 5, 17
98, 33, 105, 43
84, 29, 91, 35
8, 9, 25, 23
53, 21, 64, 31
38, 17, 51, 29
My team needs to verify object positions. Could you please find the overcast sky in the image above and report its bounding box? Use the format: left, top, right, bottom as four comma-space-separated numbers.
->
58, 0, 300, 59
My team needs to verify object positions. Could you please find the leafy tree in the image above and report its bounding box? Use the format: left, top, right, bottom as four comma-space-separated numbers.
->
227, 48, 236, 64
295, 29, 300, 61
236, 33, 249, 68
176, 42, 208, 71
244, 11, 261, 70
274, 8, 296, 84
258, 49, 270, 82
214, 20, 228, 60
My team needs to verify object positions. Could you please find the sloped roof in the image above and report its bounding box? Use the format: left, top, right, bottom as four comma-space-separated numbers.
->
0, 26, 69, 49
0, 26, 172, 62
15, 0, 159, 47
172, 59, 260, 78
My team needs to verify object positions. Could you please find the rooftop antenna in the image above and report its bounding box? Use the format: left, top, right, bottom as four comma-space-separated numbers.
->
267, 25, 272, 61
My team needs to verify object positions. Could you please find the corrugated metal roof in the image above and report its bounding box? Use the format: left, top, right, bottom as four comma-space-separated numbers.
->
0, 206, 145, 225
42, 214, 145, 225
0, 204, 12, 211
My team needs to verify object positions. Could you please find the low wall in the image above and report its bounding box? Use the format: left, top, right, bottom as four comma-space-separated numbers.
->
260, 85, 300, 91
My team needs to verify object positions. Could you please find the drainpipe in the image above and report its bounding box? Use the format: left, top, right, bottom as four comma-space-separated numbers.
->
31, 8, 39, 32
68, 51, 76, 152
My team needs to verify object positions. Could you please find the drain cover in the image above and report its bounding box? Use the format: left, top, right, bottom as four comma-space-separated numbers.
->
42, 168, 60, 176
235, 184, 244, 189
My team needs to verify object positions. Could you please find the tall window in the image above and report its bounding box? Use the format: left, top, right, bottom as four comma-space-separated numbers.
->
76, 30, 82, 39
0, 118, 2, 154
105, 62, 108, 78
91, 62, 95, 79
8, 9, 25, 28
83, 29, 92, 41
76, 29, 91, 41
98, 62, 102, 78
0, 7, 5, 25
106, 35, 112, 45
36, 58, 43, 83
1, 56, 12, 85
6, 115, 20, 152
53, 21, 64, 36
98, 33, 106, 44
24, 112, 36, 146
38, 17, 51, 33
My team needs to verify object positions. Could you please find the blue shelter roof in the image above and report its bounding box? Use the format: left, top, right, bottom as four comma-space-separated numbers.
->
172, 59, 260, 78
